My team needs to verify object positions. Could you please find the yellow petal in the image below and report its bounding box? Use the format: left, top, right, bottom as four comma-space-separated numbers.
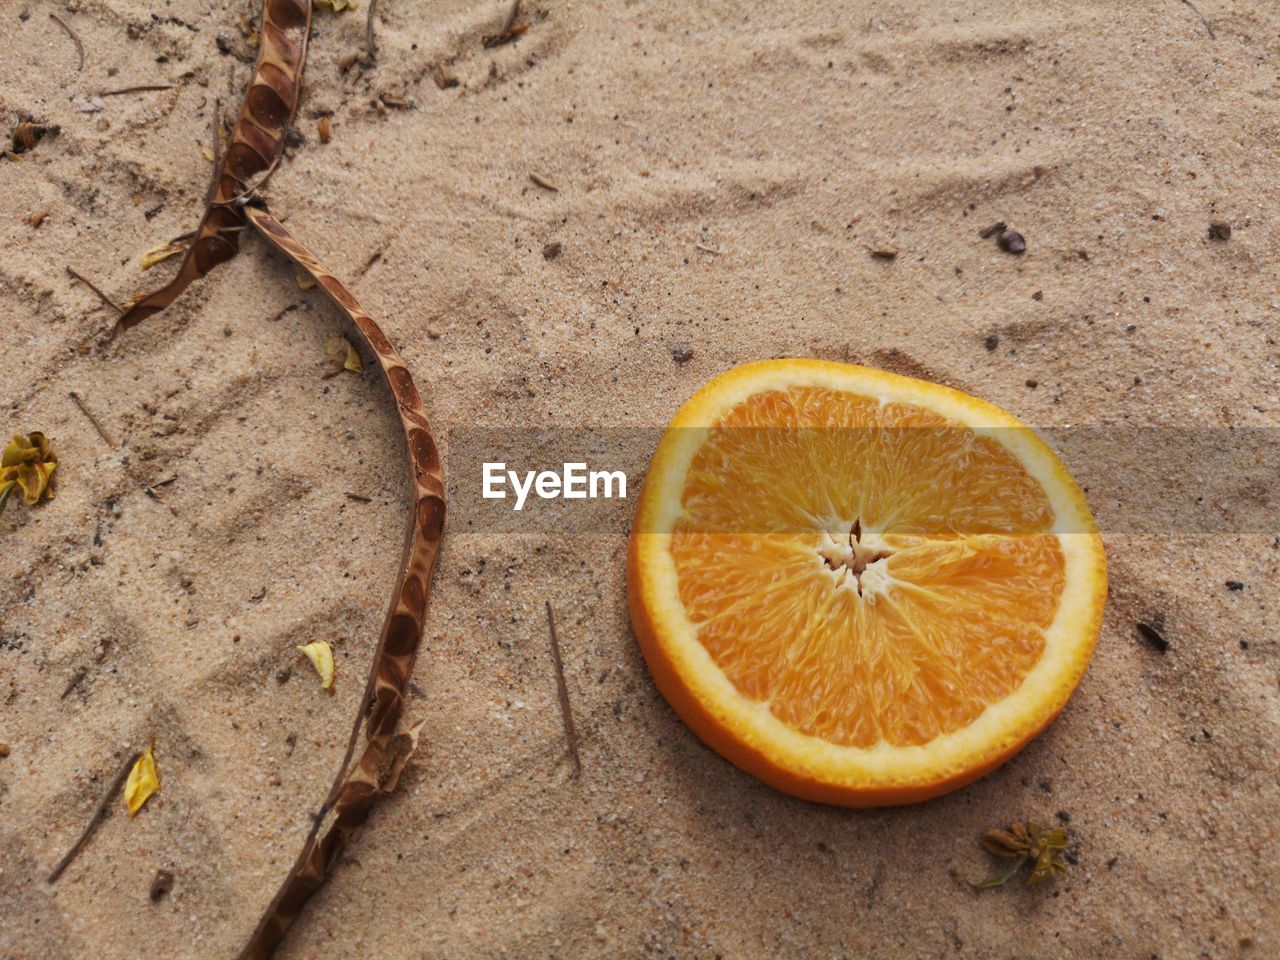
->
2, 433, 56, 506
326, 337, 364, 374
295, 270, 316, 290
201, 146, 215, 163
343, 341, 364, 374
2, 434, 36, 467
15, 460, 55, 505
124, 746, 159, 818
141, 241, 186, 271
297, 641, 335, 690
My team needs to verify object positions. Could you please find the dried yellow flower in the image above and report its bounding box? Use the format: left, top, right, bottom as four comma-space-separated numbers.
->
1, 433, 57, 512
297, 641, 335, 690
326, 337, 364, 374
316, 0, 359, 12
124, 746, 159, 818
295, 270, 316, 290
971, 821, 1070, 889
140, 241, 187, 271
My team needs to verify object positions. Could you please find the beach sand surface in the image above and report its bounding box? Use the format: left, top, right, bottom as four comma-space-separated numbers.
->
1, 1, 1277, 958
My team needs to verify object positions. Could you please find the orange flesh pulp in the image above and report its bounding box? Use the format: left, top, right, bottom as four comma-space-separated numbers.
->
669, 386, 1066, 748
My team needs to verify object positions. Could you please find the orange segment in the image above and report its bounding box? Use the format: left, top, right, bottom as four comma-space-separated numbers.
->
628, 360, 1106, 806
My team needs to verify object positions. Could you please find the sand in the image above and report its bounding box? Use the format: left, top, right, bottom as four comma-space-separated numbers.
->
2, 1, 1277, 957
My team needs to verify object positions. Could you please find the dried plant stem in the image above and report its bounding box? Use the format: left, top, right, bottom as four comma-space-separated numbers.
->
69, 391, 117, 449
366, 0, 380, 60
1180, 0, 1215, 38
47, 751, 142, 883
49, 13, 85, 72
65, 266, 122, 314
545, 601, 582, 776
60, 665, 89, 699
100, 85, 174, 96
483, 0, 525, 48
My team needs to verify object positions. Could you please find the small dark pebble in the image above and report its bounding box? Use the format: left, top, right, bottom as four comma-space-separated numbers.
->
1225, 580, 1244, 591
984, 333, 999, 351
1056, 810, 1071, 823
1038, 778, 1053, 794
1106, 856, 1119, 870
979, 221, 1007, 240
1240, 640, 1249, 650
1025, 379, 1038, 389
283, 127, 306, 149
19, 10, 30, 21
1031, 290, 1043, 301
1136, 621, 1169, 653
149, 869, 174, 902
671, 345, 694, 364
542, 242, 562, 260
1208, 221, 1232, 241
998, 230, 1026, 255
216, 35, 232, 55
275, 668, 291, 685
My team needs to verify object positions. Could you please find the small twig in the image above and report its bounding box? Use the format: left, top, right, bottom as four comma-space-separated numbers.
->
61, 665, 89, 700
99, 85, 174, 97
365, 0, 380, 61
209, 97, 223, 185
544, 602, 582, 777
344, 492, 373, 503
268, 303, 299, 322
1179, 0, 1215, 38
483, 0, 527, 48
69, 391, 117, 449
529, 172, 559, 192
357, 250, 383, 276
47, 751, 142, 883
49, 14, 85, 72
694, 243, 724, 255
65, 266, 123, 314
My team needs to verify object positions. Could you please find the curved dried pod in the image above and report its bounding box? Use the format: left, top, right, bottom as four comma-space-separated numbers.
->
236, 203, 446, 959
114, 0, 313, 334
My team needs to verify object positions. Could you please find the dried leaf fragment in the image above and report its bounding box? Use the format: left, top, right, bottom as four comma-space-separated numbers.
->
1, 432, 57, 512
149, 868, 174, 902
295, 270, 316, 290
327, 337, 364, 374
124, 746, 159, 818
140, 241, 187, 271
318, 116, 332, 144
297, 641, 335, 690
316, 0, 359, 11
201, 146, 215, 163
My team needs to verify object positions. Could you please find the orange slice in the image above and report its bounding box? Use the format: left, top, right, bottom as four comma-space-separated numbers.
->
627, 359, 1106, 806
